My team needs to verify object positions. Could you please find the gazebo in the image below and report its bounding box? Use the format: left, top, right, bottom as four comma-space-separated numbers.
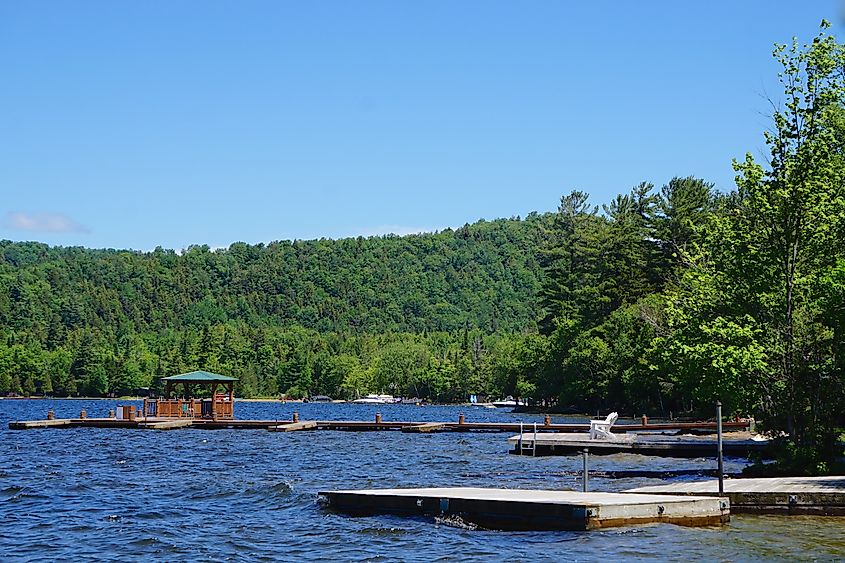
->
143, 371, 238, 419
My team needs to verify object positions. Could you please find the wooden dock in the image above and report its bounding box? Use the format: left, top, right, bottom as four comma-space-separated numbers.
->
8, 416, 751, 434
319, 487, 730, 530
626, 476, 845, 515
507, 432, 773, 458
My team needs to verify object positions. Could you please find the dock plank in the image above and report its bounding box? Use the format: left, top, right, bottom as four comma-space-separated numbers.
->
320, 487, 729, 530
401, 422, 447, 433
625, 476, 845, 515
138, 419, 194, 430
8, 419, 74, 429
268, 421, 318, 432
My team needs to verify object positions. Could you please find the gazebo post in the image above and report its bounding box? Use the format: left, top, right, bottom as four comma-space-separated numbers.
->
210, 383, 218, 419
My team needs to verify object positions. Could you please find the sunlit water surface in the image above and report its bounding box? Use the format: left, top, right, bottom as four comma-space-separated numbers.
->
2, 399, 843, 561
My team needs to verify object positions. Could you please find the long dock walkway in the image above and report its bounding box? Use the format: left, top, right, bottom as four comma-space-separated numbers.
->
507, 432, 773, 458
8, 415, 751, 434
319, 486, 730, 530
626, 476, 845, 515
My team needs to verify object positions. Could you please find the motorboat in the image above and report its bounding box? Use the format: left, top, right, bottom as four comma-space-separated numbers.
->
305, 395, 333, 403
352, 394, 396, 404
491, 396, 521, 408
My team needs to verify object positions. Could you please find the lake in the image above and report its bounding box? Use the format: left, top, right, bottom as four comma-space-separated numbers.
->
2, 399, 843, 561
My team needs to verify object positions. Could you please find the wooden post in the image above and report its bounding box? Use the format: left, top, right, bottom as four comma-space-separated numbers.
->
229, 382, 235, 419
582, 449, 589, 492
293, 411, 299, 423
458, 414, 465, 425
47, 410, 55, 420
641, 414, 648, 426
375, 412, 382, 424
716, 401, 724, 496
210, 383, 217, 419
544, 414, 551, 426
80, 409, 87, 419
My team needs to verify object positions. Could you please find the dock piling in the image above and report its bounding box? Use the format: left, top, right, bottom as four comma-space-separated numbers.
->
458, 414, 465, 425
47, 410, 55, 420
716, 401, 724, 496
293, 411, 299, 423
375, 412, 382, 424
582, 449, 589, 492
80, 409, 86, 419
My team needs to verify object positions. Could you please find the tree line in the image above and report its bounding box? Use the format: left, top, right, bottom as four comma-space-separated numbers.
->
0, 216, 550, 399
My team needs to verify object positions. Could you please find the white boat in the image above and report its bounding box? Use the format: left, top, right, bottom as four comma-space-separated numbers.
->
491, 396, 521, 408
352, 394, 396, 404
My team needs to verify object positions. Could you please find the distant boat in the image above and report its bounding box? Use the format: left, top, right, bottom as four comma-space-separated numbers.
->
399, 397, 423, 405
305, 395, 333, 403
491, 396, 521, 408
352, 394, 396, 404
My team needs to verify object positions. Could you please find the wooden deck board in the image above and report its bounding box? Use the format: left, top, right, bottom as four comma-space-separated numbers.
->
268, 421, 318, 432
401, 422, 447, 433
8, 418, 74, 429
138, 419, 194, 430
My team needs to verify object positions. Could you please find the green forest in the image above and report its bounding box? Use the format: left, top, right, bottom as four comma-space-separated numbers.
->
2, 24, 844, 465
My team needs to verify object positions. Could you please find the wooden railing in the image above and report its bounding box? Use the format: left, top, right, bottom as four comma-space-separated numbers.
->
143, 398, 234, 419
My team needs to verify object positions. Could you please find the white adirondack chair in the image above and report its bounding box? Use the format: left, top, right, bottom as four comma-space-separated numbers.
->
589, 412, 619, 440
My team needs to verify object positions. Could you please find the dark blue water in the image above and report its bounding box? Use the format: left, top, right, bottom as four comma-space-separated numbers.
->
2, 399, 843, 561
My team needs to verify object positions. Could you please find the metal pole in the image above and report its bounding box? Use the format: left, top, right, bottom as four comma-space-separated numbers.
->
582, 448, 589, 492
716, 401, 724, 496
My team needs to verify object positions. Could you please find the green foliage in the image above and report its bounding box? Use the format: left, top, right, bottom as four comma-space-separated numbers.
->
658, 21, 845, 465
0, 217, 549, 400
538, 179, 718, 414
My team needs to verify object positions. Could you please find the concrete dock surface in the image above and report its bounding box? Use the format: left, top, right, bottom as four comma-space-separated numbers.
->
626, 476, 845, 515
320, 486, 730, 530
508, 431, 773, 458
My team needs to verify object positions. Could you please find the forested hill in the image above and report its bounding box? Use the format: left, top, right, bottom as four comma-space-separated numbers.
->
0, 214, 550, 338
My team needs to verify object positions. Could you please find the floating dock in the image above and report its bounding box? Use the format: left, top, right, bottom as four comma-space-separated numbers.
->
8, 415, 751, 434
507, 432, 773, 458
319, 487, 730, 530
626, 476, 845, 515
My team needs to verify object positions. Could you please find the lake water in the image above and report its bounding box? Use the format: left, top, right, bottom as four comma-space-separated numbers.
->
2, 399, 843, 561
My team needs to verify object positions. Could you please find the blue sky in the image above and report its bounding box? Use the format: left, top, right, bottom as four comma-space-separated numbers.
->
0, 1, 840, 250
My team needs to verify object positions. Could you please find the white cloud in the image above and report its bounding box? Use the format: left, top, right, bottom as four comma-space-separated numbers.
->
4, 212, 90, 233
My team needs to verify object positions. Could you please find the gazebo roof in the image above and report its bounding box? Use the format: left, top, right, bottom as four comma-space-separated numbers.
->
162, 370, 239, 382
